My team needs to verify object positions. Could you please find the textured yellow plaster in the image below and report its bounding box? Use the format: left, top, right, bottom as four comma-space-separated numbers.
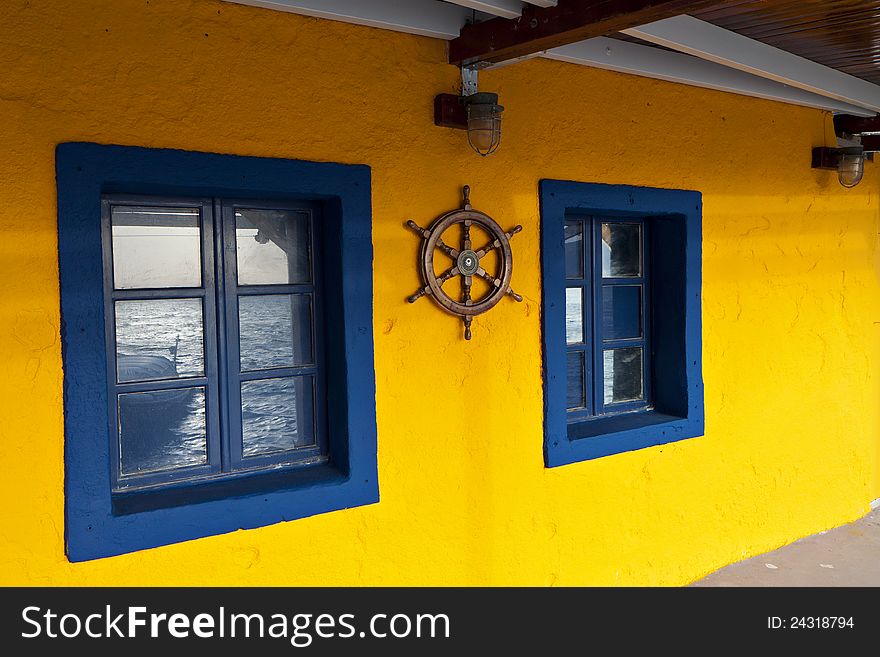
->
0, 0, 877, 585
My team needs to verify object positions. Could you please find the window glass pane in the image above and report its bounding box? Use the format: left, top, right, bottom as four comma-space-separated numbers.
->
601, 223, 641, 278
236, 209, 311, 285
564, 222, 583, 279
111, 206, 201, 289
602, 285, 642, 340
115, 299, 204, 383
239, 294, 312, 371
241, 376, 316, 457
603, 347, 644, 404
118, 387, 207, 476
566, 288, 584, 344
566, 352, 586, 410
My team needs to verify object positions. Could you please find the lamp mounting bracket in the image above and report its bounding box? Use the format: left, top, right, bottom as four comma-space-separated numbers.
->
461, 66, 479, 96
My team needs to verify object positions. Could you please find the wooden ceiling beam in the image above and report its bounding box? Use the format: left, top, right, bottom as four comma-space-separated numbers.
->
834, 114, 880, 136
448, 0, 732, 66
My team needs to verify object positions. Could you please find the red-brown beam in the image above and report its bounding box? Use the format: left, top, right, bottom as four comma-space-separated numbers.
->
834, 113, 880, 136
859, 135, 880, 152
448, 0, 738, 66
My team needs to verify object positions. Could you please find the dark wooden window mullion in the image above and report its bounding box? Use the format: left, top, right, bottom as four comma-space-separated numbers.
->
198, 199, 223, 479
236, 284, 315, 296
101, 198, 121, 489
601, 337, 645, 349
590, 217, 605, 416
601, 276, 645, 286
583, 219, 593, 416
213, 198, 232, 474
112, 288, 207, 301
115, 377, 210, 394
641, 221, 653, 410
310, 216, 329, 466
239, 366, 318, 382
577, 223, 592, 419
220, 202, 246, 472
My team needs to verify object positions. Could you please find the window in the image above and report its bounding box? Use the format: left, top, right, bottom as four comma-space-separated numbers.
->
58, 143, 377, 560
104, 197, 325, 492
540, 181, 704, 467
565, 217, 651, 420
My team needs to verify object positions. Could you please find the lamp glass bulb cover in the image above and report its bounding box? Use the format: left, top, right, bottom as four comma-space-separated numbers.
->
464, 92, 503, 157
467, 115, 502, 156
838, 149, 865, 188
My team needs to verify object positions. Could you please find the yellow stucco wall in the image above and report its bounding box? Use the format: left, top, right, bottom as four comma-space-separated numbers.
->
1, 0, 878, 586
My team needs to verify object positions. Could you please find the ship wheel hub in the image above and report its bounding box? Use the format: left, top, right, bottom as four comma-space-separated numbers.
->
457, 249, 480, 276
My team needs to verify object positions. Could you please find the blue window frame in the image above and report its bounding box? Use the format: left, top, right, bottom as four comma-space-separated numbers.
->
540, 180, 704, 467
58, 143, 378, 561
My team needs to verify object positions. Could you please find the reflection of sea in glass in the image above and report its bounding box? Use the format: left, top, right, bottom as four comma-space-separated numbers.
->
603, 347, 643, 404
115, 299, 205, 383
236, 209, 311, 285
241, 377, 315, 457
567, 352, 585, 410
111, 206, 201, 289
565, 288, 583, 344
118, 387, 207, 476
601, 223, 641, 278
239, 295, 312, 371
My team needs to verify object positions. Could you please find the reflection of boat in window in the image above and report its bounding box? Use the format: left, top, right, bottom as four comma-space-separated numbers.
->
117, 353, 179, 382
117, 337, 196, 471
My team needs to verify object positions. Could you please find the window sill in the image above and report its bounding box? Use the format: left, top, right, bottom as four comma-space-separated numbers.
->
568, 410, 683, 440
544, 410, 703, 467
112, 461, 344, 516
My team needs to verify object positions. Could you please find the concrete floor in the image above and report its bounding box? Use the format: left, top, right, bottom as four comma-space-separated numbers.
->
692, 506, 880, 586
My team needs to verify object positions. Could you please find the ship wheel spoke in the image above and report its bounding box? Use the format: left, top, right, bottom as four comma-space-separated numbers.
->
462, 274, 473, 307
436, 266, 460, 287
406, 221, 459, 259
474, 268, 523, 302
406, 285, 432, 304
474, 226, 521, 259
474, 267, 499, 288
474, 239, 500, 259
435, 238, 459, 260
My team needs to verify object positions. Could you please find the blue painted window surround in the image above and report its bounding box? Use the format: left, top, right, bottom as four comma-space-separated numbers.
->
540, 180, 704, 467
57, 143, 378, 561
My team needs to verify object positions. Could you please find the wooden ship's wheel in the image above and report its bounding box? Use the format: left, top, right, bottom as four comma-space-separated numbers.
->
406, 185, 522, 340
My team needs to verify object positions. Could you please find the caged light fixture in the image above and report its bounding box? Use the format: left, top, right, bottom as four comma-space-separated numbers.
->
812, 145, 867, 188
836, 147, 866, 188
434, 67, 504, 157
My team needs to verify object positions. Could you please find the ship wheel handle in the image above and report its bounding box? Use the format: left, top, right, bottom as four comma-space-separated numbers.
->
406, 185, 522, 340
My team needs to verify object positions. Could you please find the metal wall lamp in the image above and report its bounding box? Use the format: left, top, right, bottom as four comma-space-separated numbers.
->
434, 68, 504, 156
812, 146, 870, 188
815, 114, 880, 189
